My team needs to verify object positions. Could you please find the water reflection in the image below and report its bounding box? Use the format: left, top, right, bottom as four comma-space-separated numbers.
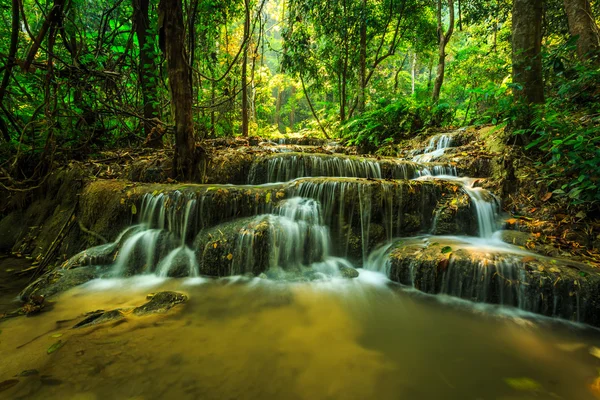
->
1, 274, 600, 399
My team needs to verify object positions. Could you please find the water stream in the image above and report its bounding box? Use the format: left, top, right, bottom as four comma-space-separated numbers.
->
3, 133, 600, 399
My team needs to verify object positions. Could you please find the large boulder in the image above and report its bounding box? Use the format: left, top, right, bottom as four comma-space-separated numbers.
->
375, 237, 600, 326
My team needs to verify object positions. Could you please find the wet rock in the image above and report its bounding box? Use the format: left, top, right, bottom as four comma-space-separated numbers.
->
339, 266, 359, 279
73, 309, 125, 329
379, 238, 600, 327
18, 370, 39, 377
133, 291, 188, 316
499, 230, 536, 247
61, 243, 118, 270
19, 266, 110, 302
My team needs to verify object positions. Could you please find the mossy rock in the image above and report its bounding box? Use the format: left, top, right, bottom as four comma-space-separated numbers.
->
382, 237, 600, 327
19, 265, 110, 301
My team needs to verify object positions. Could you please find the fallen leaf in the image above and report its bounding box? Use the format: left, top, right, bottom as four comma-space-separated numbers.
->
504, 377, 542, 391
541, 192, 552, 202
226, 253, 233, 260
131, 204, 137, 215
590, 376, 600, 399
50, 333, 63, 338
521, 256, 537, 263
47, 340, 65, 355
555, 342, 586, 352
441, 246, 452, 254
213, 242, 218, 249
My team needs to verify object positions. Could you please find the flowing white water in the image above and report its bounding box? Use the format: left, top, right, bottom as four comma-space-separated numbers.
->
415, 175, 498, 239
412, 134, 454, 163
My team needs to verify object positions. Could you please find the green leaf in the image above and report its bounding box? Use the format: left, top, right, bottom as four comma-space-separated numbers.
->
441, 246, 452, 254
504, 377, 542, 391
47, 340, 65, 355
131, 204, 137, 215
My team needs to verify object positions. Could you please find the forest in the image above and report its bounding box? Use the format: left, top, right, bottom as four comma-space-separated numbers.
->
1, 0, 600, 399
0, 0, 597, 193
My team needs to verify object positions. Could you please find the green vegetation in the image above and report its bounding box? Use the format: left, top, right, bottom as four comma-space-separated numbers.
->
0, 0, 598, 204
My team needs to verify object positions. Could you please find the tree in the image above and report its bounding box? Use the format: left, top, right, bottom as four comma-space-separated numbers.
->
133, 0, 160, 146
0, 0, 19, 142
241, 0, 251, 137
432, 0, 454, 103
563, 0, 600, 63
158, 0, 197, 180
511, 0, 544, 130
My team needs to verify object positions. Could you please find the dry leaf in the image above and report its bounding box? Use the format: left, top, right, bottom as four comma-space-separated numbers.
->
541, 192, 552, 202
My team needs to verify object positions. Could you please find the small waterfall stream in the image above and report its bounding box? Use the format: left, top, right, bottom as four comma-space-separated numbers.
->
44, 130, 597, 326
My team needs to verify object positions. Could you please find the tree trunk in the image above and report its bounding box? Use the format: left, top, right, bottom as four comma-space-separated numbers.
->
512, 0, 544, 129
133, 0, 160, 146
432, 0, 454, 103
241, 0, 250, 137
289, 86, 295, 130
563, 0, 600, 62
411, 52, 417, 95
357, 0, 367, 113
0, 0, 19, 141
159, 0, 196, 180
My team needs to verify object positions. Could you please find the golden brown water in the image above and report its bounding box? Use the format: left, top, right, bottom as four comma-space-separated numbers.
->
2, 272, 600, 400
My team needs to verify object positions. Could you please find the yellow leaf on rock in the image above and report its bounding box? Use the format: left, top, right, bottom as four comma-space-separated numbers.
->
227, 253, 233, 260
590, 347, 600, 359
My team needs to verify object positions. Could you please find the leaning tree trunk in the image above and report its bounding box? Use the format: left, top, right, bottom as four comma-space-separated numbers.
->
563, 0, 600, 63
432, 0, 454, 104
133, 0, 161, 146
0, 0, 19, 142
159, 0, 196, 180
512, 0, 544, 131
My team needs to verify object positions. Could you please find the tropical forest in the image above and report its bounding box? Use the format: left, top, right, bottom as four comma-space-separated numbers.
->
1, 0, 600, 398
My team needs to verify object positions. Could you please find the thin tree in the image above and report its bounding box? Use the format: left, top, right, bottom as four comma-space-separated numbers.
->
432, 0, 455, 103
133, 0, 161, 146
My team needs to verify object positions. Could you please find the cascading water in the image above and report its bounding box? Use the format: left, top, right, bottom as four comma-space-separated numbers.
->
49, 129, 597, 326
412, 134, 454, 163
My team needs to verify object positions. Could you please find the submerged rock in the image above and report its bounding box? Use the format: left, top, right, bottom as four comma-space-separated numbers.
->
133, 291, 188, 315
72, 291, 187, 329
339, 265, 359, 279
73, 309, 125, 328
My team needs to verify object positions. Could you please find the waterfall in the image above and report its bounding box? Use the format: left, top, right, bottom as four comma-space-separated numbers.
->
412, 134, 454, 163
248, 154, 418, 183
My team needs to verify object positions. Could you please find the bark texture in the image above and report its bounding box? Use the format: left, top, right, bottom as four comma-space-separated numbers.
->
432, 0, 454, 104
158, 0, 196, 180
133, 0, 160, 146
512, 0, 544, 129
563, 0, 600, 62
